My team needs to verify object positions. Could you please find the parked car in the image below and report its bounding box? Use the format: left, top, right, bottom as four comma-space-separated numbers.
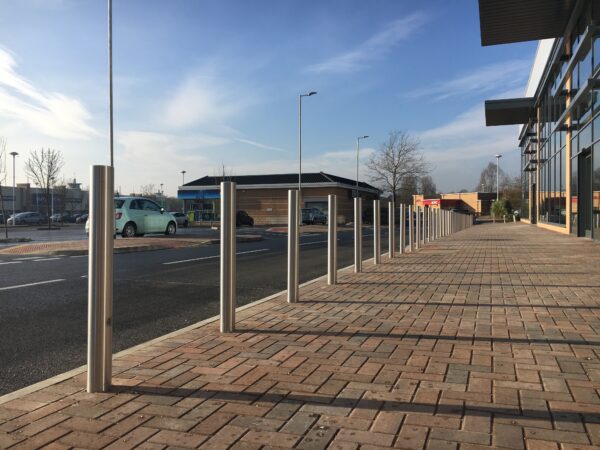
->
7, 212, 45, 225
86, 197, 177, 237
50, 213, 62, 223
236, 210, 254, 227
170, 212, 189, 228
301, 208, 327, 225
75, 213, 88, 224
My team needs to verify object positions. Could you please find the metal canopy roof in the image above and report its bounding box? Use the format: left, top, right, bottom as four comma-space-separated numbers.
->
485, 98, 535, 126
478, 0, 575, 46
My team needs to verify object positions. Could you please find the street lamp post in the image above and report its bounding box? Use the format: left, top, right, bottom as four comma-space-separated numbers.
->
9, 152, 18, 226
51, 176, 55, 218
495, 154, 502, 201
355, 136, 369, 197
181, 171, 186, 213
298, 91, 317, 207
35, 183, 39, 213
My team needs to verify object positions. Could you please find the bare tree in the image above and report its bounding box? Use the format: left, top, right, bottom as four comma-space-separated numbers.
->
419, 175, 437, 198
25, 148, 64, 228
476, 162, 509, 193
367, 131, 429, 205
0, 137, 7, 238
139, 184, 156, 197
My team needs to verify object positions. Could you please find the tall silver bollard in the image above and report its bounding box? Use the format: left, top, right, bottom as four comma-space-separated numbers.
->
327, 194, 337, 285
288, 190, 299, 302
408, 205, 413, 252
388, 202, 395, 258
373, 200, 381, 264
431, 208, 435, 241
416, 206, 420, 249
427, 208, 431, 242
425, 207, 429, 243
354, 197, 362, 272
422, 207, 426, 245
87, 165, 114, 393
399, 204, 405, 254
220, 182, 236, 331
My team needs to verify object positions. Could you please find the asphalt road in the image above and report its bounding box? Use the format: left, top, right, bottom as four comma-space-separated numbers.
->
0, 227, 390, 395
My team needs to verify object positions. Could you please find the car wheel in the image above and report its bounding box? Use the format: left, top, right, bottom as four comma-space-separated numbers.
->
122, 222, 136, 238
165, 221, 176, 235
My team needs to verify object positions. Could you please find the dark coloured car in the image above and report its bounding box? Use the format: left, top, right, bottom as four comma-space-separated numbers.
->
75, 213, 88, 224
301, 208, 327, 225
236, 210, 254, 227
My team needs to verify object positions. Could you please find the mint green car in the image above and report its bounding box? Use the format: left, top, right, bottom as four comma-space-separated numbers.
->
114, 197, 177, 237
86, 197, 177, 238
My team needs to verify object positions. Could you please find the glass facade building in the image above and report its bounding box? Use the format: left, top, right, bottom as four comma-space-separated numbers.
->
481, 0, 600, 240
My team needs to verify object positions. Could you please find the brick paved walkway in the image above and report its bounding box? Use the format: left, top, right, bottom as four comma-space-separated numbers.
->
2, 223, 600, 449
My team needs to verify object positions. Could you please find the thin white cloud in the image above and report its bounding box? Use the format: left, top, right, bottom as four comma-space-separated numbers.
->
417, 104, 520, 191
306, 12, 429, 74
164, 73, 256, 129
0, 47, 98, 140
407, 59, 531, 101
234, 138, 288, 153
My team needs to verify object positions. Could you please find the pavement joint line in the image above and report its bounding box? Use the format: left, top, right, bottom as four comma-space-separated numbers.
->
0, 278, 66, 291
0, 247, 396, 405
162, 248, 269, 265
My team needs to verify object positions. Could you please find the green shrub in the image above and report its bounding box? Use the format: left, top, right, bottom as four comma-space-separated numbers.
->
491, 200, 508, 221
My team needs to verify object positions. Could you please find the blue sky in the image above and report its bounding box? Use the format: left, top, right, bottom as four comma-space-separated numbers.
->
0, 0, 537, 195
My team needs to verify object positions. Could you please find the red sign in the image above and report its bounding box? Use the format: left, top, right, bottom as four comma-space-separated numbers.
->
423, 199, 440, 206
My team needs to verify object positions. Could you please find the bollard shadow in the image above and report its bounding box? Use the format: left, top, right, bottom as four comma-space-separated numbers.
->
232, 328, 600, 346
111, 384, 597, 426
295, 299, 600, 310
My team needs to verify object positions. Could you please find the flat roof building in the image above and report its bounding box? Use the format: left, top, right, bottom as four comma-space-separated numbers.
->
178, 172, 380, 225
479, 0, 600, 239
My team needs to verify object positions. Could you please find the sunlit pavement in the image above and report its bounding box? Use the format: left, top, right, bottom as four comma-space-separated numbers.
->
2, 223, 600, 449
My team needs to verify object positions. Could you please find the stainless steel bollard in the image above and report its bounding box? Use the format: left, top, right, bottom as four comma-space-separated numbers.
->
354, 197, 362, 272
327, 194, 337, 285
399, 204, 405, 254
373, 200, 381, 265
288, 190, 299, 302
408, 205, 413, 252
388, 202, 395, 258
416, 206, 420, 249
220, 182, 236, 331
87, 165, 114, 393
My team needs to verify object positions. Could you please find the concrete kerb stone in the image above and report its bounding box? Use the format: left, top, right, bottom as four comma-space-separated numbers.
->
0, 248, 384, 405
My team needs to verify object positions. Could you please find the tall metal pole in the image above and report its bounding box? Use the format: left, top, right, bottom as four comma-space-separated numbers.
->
373, 199, 381, 265
298, 92, 316, 209
51, 177, 55, 218
10, 152, 17, 225
288, 190, 299, 302
181, 171, 186, 213
298, 96, 302, 205
109, 0, 113, 167
355, 136, 369, 198
495, 154, 502, 201
415, 206, 420, 249
354, 197, 362, 272
327, 194, 337, 285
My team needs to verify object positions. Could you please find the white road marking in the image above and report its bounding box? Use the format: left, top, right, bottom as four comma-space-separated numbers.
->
70, 255, 88, 258
0, 261, 22, 265
299, 239, 340, 246
33, 258, 61, 262
0, 279, 66, 291
163, 248, 269, 265
14, 257, 44, 261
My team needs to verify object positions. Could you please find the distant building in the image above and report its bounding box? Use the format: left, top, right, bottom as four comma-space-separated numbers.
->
479, 0, 600, 238
0, 179, 88, 215
413, 192, 497, 216
178, 172, 380, 225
